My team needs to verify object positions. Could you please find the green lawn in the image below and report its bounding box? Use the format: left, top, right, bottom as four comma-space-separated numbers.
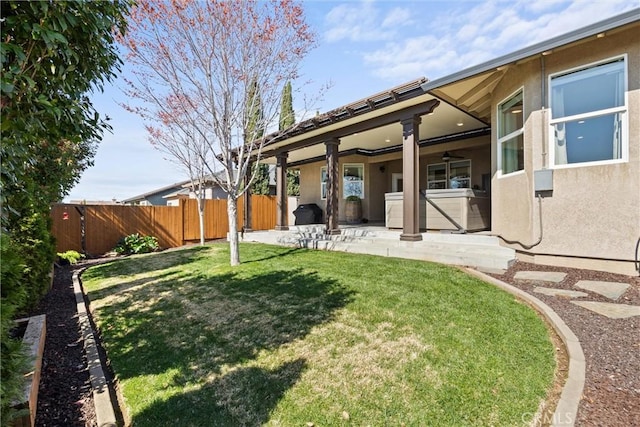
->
82, 243, 556, 426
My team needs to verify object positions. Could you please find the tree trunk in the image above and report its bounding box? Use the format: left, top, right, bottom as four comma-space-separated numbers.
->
197, 196, 205, 246
227, 195, 240, 266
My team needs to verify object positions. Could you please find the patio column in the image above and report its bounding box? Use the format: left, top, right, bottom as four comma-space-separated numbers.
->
275, 152, 289, 231
400, 115, 422, 241
243, 159, 253, 233
325, 137, 341, 235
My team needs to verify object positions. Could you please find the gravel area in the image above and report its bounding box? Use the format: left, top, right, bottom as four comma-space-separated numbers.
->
28, 257, 639, 426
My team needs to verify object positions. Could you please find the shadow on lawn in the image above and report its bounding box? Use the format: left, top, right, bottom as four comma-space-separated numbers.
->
86, 247, 354, 425
133, 358, 307, 427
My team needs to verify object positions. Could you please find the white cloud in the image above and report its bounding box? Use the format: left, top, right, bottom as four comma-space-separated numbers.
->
324, 2, 393, 42
521, 0, 570, 14
360, 0, 638, 82
381, 7, 413, 28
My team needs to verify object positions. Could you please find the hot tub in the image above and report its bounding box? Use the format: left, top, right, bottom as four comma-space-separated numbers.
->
385, 189, 490, 231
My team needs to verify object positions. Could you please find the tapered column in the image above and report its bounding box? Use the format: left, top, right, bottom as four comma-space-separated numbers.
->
325, 138, 341, 235
243, 160, 253, 233
275, 152, 289, 230
400, 116, 422, 241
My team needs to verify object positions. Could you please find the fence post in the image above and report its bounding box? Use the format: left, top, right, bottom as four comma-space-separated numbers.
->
74, 205, 86, 255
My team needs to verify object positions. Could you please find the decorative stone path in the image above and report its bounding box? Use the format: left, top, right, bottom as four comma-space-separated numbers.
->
574, 280, 630, 300
515, 271, 639, 319
571, 301, 640, 319
514, 271, 567, 282
533, 287, 588, 298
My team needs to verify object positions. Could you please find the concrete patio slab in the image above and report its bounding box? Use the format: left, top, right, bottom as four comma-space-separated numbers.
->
514, 271, 567, 283
571, 301, 640, 319
574, 280, 630, 300
534, 287, 588, 298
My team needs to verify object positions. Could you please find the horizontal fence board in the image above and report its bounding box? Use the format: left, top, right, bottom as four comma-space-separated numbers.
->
51, 195, 276, 255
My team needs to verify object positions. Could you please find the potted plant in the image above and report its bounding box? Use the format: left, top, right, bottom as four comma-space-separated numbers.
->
345, 195, 362, 224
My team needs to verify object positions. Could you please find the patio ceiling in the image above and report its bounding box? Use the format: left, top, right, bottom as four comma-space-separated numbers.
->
258, 80, 489, 165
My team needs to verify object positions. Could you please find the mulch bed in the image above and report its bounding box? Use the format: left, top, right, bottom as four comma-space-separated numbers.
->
28, 257, 640, 426
30, 262, 97, 427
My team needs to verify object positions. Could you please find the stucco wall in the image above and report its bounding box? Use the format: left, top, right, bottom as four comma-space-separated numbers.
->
298, 154, 375, 222
491, 26, 640, 269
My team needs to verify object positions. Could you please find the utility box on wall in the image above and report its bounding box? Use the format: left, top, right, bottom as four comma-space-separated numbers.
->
534, 169, 553, 193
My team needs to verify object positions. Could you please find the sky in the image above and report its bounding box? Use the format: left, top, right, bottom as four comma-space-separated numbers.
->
64, 0, 639, 203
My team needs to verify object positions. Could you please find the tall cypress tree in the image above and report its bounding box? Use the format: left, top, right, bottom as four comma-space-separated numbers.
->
247, 78, 271, 195
279, 80, 294, 131
246, 77, 264, 142
278, 81, 299, 196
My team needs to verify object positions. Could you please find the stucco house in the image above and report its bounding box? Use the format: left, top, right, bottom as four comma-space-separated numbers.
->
121, 180, 191, 206
122, 174, 230, 206
252, 10, 639, 275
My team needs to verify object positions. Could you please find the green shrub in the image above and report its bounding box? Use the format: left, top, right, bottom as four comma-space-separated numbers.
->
0, 235, 30, 425
114, 233, 160, 255
57, 250, 85, 265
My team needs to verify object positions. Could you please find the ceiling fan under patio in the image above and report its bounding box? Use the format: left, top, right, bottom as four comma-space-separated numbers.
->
441, 151, 464, 162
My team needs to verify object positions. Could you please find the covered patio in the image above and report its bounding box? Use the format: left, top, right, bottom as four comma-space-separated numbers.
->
250, 75, 501, 240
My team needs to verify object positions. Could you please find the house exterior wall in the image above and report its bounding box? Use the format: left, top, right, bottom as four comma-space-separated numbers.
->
491, 26, 640, 274
299, 154, 375, 222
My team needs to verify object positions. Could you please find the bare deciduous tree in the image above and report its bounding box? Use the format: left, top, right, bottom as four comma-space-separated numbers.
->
121, 0, 316, 265
147, 119, 210, 246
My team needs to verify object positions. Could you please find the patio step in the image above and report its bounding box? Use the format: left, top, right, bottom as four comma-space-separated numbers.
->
243, 226, 515, 270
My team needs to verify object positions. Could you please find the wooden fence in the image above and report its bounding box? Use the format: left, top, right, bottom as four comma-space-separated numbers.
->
51, 196, 277, 256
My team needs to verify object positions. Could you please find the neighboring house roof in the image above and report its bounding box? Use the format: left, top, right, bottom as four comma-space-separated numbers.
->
123, 170, 242, 204
121, 180, 189, 204
162, 188, 191, 199
179, 170, 239, 189
68, 199, 121, 205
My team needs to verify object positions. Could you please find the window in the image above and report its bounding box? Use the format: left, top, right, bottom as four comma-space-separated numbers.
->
343, 164, 364, 198
392, 173, 403, 192
320, 167, 328, 200
427, 163, 446, 189
449, 160, 471, 189
550, 57, 627, 166
498, 90, 524, 175
427, 160, 471, 189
